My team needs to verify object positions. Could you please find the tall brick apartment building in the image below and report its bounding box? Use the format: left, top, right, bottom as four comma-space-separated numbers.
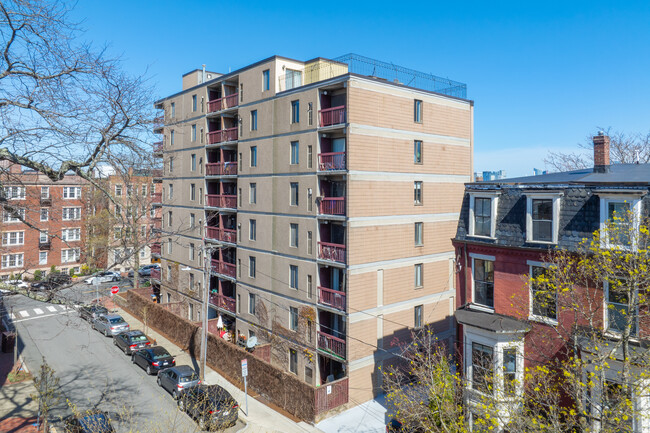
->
0, 163, 87, 279
152, 54, 473, 408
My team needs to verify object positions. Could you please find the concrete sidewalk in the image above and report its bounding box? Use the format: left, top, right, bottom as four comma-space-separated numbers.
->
111, 304, 324, 433
0, 350, 39, 433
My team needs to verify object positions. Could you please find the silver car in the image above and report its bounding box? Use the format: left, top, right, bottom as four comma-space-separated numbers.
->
92, 314, 130, 337
85, 271, 121, 285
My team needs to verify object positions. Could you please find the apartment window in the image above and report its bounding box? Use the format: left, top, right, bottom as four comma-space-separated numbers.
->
167, 238, 173, 254
168, 184, 173, 199
307, 145, 313, 169
308, 188, 312, 212
192, 94, 197, 111
250, 110, 258, 131
2, 231, 24, 246
290, 183, 299, 206
290, 265, 298, 289
262, 69, 270, 91
39, 251, 47, 265
414, 99, 422, 123
2, 253, 23, 269
39, 231, 48, 243
167, 293, 171, 303
414, 305, 423, 328
115, 205, 121, 217
471, 342, 493, 394
41, 186, 50, 198
606, 279, 637, 335
170, 130, 175, 146
250, 146, 257, 167
307, 231, 313, 255
249, 256, 256, 278
167, 264, 172, 281
61, 228, 81, 242
192, 125, 197, 142
414, 140, 423, 164
190, 184, 196, 201
414, 181, 422, 204
290, 223, 299, 247
62, 207, 81, 221
307, 275, 313, 298
190, 213, 195, 229
530, 265, 556, 321
290, 141, 299, 164
531, 199, 552, 242
249, 183, 257, 204
150, 183, 155, 196
4, 186, 25, 200
199, 188, 203, 205
308, 102, 313, 126
249, 293, 256, 315
238, 187, 242, 207
63, 187, 81, 199
290, 307, 298, 331
191, 154, 196, 171
503, 348, 517, 395
240, 84, 244, 102
414, 263, 423, 288
115, 184, 123, 197
40, 208, 49, 222
171, 102, 175, 118
61, 248, 80, 263
285, 69, 302, 90
289, 349, 298, 374
168, 211, 173, 227
237, 294, 241, 313
473, 258, 494, 308
169, 156, 174, 172
601, 199, 638, 248
189, 303, 194, 320
414, 222, 423, 246
126, 184, 133, 197
291, 100, 300, 123
3, 208, 24, 223
238, 258, 241, 278
475, 198, 493, 237
189, 243, 195, 261
141, 185, 147, 196
200, 128, 204, 144
249, 219, 256, 241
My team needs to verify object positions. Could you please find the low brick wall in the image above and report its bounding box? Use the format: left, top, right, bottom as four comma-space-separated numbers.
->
119, 289, 317, 421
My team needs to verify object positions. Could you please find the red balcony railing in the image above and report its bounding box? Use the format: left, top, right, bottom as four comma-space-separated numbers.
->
209, 293, 236, 313
319, 198, 345, 216
318, 286, 346, 311
150, 268, 161, 280
151, 192, 162, 203
319, 106, 346, 127
207, 127, 238, 145
205, 161, 238, 176
205, 226, 237, 244
210, 259, 236, 278
205, 194, 237, 209
150, 243, 161, 255
207, 93, 239, 113
315, 377, 348, 415
318, 242, 346, 263
153, 141, 163, 153
318, 331, 346, 359
318, 152, 346, 171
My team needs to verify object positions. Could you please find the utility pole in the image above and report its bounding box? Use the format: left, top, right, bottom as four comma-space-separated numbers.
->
199, 245, 213, 380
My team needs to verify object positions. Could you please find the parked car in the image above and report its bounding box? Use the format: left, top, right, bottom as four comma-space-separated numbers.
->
132, 346, 175, 375
7, 279, 29, 289
84, 271, 120, 285
128, 264, 160, 278
157, 365, 201, 399
62, 410, 115, 433
78, 304, 109, 321
31, 273, 72, 290
113, 330, 151, 355
92, 314, 129, 337
177, 384, 239, 431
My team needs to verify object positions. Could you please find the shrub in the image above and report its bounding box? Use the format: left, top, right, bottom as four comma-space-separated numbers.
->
69, 269, 75, 277
34, 270, 42, 281
80, 264, 90, 276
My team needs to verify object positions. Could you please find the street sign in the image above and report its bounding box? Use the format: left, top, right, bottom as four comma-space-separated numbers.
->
110, 286, 119, 295
241, 358, 248, 377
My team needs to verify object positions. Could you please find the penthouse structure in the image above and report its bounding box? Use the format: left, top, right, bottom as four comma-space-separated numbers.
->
152, 54, 473, 409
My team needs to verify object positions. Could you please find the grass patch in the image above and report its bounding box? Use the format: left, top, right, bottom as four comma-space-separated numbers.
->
7, 369, 31, 384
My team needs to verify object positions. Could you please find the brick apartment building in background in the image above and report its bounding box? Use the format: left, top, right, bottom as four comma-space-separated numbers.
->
453, 134, 650, 430
0, 162, 88, 279
152, 54, 473, 410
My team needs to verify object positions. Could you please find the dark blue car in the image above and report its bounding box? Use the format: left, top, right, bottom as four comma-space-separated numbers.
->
63, 411, 115, 433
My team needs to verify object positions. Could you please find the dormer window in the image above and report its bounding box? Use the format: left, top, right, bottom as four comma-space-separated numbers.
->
525, 193, 562, 244
468, 193, 499, 239
599, 196, 641, 249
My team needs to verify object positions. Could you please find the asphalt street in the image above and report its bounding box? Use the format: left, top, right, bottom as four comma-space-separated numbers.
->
2, 287, 243, 433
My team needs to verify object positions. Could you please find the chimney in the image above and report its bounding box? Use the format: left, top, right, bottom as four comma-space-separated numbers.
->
593, 131, 610, 173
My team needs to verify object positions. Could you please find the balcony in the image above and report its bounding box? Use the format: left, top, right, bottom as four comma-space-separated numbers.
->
318, 242, 345, 263
150, 243, 161, 255
153, 116, 164, 132
151, 192, 162, 204
319, 198, 345, 216
209, 292, 236, 314
153, 141, 163, 154
205, 194, 237, 209
151, 268, 161, 281
318, 286, 346, 311
210, 259, 236, 278
207, 127, 238, 145
318, 152, 346, 171
39, 241, 51, 250
205, 226, 237, 244
40, 197, 52, 206
317, 331, 346, 359
319, 106, 346, 127
205, 161, 238, 176
207, 93, 239, 113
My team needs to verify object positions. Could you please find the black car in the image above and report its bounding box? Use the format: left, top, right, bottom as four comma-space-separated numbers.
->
62, 410, 115, 433
78, 304, 109, 321
113, 330, 151, 355
131, 346, 175, 375
157, 365, 201, 399
177, 384, 239, 431
31, 273, 72, 290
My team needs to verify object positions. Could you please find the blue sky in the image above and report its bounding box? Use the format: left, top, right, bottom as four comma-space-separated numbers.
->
73, 1, 650, 177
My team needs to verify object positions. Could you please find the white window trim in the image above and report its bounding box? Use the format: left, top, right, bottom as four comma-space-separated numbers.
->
603, 278, 639, 339
526, 260, 558, 325
525, 193, 562, 244
599, 196, 642, 250
469, 253, 495, 312
2, 231, 25, 246
468, 192, 500, 239
2, 253, 24, 268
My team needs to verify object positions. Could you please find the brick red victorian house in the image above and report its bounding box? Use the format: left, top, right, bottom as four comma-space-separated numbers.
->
452, 134, 650, 431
